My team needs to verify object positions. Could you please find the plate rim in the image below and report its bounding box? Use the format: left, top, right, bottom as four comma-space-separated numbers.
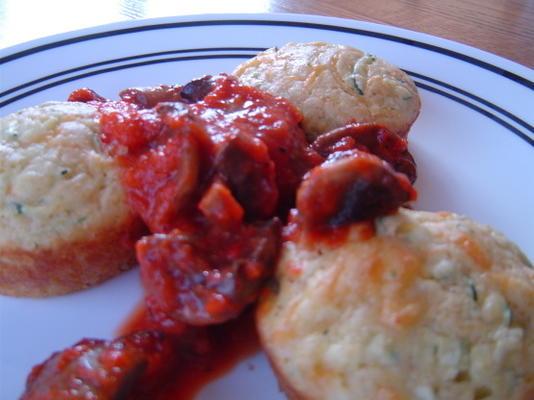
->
1, 13, 532, 146
1, 12, 533, 85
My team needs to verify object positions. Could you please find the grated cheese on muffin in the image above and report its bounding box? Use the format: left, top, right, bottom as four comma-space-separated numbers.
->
257, 208, 534, 400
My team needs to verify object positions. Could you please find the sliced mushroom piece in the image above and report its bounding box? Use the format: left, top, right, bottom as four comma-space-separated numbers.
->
21, 331, 178, 400
313, 123, 417, 183
137, 218, 281, 326
296, 150, 416, 231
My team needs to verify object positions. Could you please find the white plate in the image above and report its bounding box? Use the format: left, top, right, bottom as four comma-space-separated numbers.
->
1, 13, 533, 400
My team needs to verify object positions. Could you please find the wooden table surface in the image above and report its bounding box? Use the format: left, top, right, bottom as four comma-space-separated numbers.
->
276, 0, 534, 68
0, 0, 533, 68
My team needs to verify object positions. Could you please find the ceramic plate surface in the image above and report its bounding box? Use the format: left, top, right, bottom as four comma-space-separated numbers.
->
1, 13, 533, 400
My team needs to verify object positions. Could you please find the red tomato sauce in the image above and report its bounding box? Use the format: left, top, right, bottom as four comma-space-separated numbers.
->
20, 74, 417, 400
117, 305, 261, 400
93, 74, 320, 233
74, 74, 321, 330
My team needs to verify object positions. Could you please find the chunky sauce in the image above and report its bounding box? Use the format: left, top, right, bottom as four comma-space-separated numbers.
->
20, 74, 417, 400
91, 74, 319, 328
118, 305, 261, 400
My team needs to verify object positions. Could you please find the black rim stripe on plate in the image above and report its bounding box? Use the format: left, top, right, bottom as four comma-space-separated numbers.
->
1, 19, 533, 90
3, 45, 532, 139
0, 54, 253, 107
415, 82, 533, 146
405, 70, 534, 135
1, 52, 532, 147
0, 47, 266, 99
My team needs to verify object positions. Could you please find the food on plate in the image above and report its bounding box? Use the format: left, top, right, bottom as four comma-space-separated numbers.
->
233, 42, 421, 140
86, 74, 416, 329
19, 308, 255, 400
0, 101, 141, 297
15, 64, 422, 398
71, 74, 321, 328
311, 123, 417, 183
12, 41, 531, 399
14, 42, 530, 400
295, 149, 416, 232
257, 207, 534, 400
20, 330, 188, 400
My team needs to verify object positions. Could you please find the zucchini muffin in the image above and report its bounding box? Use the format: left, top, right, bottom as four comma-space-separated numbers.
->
257, 208, 534, 400
233, 42, 421, 140
0, 101, 140, 297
